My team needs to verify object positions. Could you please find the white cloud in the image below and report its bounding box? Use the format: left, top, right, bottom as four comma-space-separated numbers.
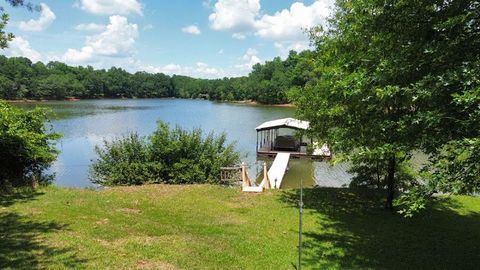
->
134, 48, 264, 79
254, 1, 333, 41
4, 36, 42, 62
18, 3, 55, 32
62, 15, 138, 64
232, 32, 246, 40
234, 48, 261, 72
208, 0, 333, 54
142, 62, 226, 79
274, 41, 311, 58
209, 0, 260, 31
181, 25, 201, 35
75, 23, 106, 32
77, 0, 143, 16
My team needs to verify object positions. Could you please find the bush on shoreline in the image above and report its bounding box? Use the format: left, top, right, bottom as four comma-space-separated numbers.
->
0, 100, 60, 189
90, 121, 240, 186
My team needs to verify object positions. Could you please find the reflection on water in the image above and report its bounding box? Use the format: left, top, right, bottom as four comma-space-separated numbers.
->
13, 99, 352, 188
255, 157, 352, 189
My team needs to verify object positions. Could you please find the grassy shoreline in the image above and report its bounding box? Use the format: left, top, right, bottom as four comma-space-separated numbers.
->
1, 184, 479, 269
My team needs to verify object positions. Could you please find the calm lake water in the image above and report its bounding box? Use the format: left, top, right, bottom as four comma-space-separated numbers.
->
15, 99, 352, 188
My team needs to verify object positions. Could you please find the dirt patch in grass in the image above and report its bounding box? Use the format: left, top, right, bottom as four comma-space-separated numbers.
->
117, 208, 142, 215
95, 218, 109, 225
108, 235, 194, 251
136, 260, 179, 270
26, 208, 44, 215
216, 213, 247, 225
227, 190, 277, 209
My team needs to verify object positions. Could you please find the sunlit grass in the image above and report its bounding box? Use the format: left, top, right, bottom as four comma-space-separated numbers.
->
1, 185, 479, 269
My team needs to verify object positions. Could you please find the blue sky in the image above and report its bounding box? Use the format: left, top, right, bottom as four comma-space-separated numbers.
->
2, 0, 333, 78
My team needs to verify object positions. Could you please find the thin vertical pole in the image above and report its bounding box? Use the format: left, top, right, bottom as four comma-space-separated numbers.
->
298, 179, 303, 270
260, 131, 263, 149
265, 130, 267, 148
262, 131, 264, 148
269, 129, 272, 149
271, 129, 273, 149
263, 130, 266, 147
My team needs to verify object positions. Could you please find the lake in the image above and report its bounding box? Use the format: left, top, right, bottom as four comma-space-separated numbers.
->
15, 99, 352, 188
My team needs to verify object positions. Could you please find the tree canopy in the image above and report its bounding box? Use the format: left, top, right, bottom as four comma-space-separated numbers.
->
0, 100, 60, 188
0, 51, 314, 104
292, 0, 480, 212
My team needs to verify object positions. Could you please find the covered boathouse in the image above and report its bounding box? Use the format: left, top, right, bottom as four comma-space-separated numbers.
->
255, 118, 331, 158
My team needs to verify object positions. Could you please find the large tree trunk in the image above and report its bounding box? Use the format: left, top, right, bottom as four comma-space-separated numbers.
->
385, 156, 396, 209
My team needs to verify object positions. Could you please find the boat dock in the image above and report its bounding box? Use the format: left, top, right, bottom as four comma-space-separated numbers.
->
238, 118, 332, 192
255, 118, 331, 159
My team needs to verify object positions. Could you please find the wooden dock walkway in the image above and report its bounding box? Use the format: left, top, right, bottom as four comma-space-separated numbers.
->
267, 152, 290, 189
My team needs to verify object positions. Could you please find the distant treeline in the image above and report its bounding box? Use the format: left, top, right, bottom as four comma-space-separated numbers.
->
0, 50, 315, 104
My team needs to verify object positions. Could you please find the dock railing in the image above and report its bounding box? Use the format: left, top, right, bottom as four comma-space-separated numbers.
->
219, 166, 242, 186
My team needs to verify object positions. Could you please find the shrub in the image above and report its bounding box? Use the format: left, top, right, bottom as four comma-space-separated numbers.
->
90, 121, 240, 186
0, 100, 60, 188
90, 133, 163, 186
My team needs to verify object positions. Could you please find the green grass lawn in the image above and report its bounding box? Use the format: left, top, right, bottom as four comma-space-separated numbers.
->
1, 185, 479, 269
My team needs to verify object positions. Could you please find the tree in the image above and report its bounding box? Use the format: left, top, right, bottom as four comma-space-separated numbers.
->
37, 74, 84, 99
0, 74, 13, 98
292, 0, 480, 210
0, 51, 314, 103
0, 100, 60, 188
0, 0, 40, 48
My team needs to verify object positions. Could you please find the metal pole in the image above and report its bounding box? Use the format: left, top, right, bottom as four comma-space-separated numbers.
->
298, 178, 303, 270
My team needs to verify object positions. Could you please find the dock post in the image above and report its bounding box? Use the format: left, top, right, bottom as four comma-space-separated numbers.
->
241, 162, 250, 187
262, 162, 270, 189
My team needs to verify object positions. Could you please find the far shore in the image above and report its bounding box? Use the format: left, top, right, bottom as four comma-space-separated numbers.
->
6, 97, 296, 107
6, 97, 178, 103
227, 99, 295, 107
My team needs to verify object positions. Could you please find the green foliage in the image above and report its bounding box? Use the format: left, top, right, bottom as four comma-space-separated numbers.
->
0, 100, 60, 188
0, 50, 313, 104
348, 149, 418, 190
90, 121, 240, 186
0, 13, 14, 49
292, 0, 480, 211
90, 133, 163, 186
429, 138, 480, 195
37, 74, 84, 99
394, 187, 430, 218
397, 138, 480, 217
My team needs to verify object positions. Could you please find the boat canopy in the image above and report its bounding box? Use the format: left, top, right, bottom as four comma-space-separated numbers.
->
255, 118, 309, 131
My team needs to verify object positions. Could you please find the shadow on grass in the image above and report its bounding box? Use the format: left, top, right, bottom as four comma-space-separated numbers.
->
0, 190, 85, 269
0, 188, 44, 207
281, 188, 480, 270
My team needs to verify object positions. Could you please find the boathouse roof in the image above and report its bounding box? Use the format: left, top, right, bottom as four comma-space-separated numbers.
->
255, 118, 309, 131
